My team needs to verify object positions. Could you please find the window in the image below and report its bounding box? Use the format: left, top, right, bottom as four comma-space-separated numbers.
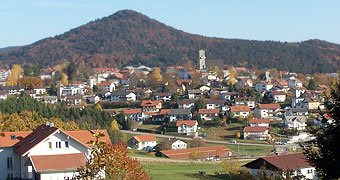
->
7, 173, 13, 180
65, 141, 69, 148
56, 141, 61, 149
7, 157, 13, 169
48, 142, 52, 149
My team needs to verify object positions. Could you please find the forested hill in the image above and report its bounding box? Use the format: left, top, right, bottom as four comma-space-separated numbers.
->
0, 10, 340, 73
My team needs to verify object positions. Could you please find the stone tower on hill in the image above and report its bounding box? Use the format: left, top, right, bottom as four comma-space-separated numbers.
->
199, 49, 206, 70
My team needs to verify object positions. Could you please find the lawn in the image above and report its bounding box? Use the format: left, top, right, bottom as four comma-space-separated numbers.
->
205, 143, 274, 157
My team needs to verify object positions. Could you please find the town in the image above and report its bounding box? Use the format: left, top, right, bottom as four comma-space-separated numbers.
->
0, 48, 337, 180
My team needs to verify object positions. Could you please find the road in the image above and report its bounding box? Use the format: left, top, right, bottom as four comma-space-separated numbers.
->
121, 130, 275, 147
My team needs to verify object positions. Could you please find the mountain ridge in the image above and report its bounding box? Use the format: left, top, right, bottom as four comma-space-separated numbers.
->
0, 9, 339, 73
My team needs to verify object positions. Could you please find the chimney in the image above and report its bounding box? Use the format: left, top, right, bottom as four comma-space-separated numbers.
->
46, 121, 50, 126
50, 122, 54, 127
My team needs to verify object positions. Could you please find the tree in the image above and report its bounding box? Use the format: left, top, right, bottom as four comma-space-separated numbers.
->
6, 64, 24, 85
151, 67, 162, 82
110, 129, 126, 144
76, 130, 150, 180
221, 159, 242, 176
66, 62, 77, 81
236, 132, 241, 139
95, 103, 103, 111
110, 120, 119, 131
193, 99, 205, 112
61, 72, 68, 86
213, 116, 222, 126
93, 85, 99, 93
17, 77, 43, 89
304, 81, 340, 179
308, 78, 316, 90
190, 138, 205, 148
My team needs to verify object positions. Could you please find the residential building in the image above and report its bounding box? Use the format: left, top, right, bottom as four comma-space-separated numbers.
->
32, 86, 47, 95
87, 96, 100, 104
249, 119, 270, 127
302, 98, 320, 110
219, 92, 239, 101
198, 109, 220, 121
0, 91, 7, 100
110, 90, 136, 102
176, 120, 198, 135
168, 109, 192, 122
288, 79, 303, 88
243, 126, 268, 140
159, 138, 187, 150
0, 124, 110, 180
229, 106, 251, 118
154, 92, 171, 102
233, 97, 256, 109
141, 100, 162, 113
124, 108, 145, 121
254, 104, 281, 118
160, 145, 234, 160
42, 96, 58, 104
0, 69, 11, 80
205, 99, 225, 109
127, 135, 157, 150
269, 91, 286, 103
177, 99, 195, 109
243, 153, 318, 180
255, 81, 273, 91
96, 81, 115, 92
57, 84, 84, 97
285, 108, 308, 116
0, 86, 24, 95
187, 90, 203, 99
285, 116, 307, 130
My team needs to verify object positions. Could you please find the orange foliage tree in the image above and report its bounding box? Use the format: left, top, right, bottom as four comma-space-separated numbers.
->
17, 77, 43, 89
76, 130, 150, 180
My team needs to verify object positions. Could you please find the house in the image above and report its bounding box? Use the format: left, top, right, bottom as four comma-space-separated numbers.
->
96, 81, 115, 92
177, 79, 192, 86
205, 99, 225, 109
39, 71, 52, 80
238, 79, 253, 89
24, 90, 38, 99
198, 109, 220, 121
288, 79, 303, 88
160, 145, 234, 160
285, 115, 307, 130
254, 104, 281, 118
176, 120, 198, 135
220, 92, 239, 101
154, 92, 171, 102
110, 90, 136, 102
229, 106, 251, 118
243, 153, 318, 180
233, 97, 256, 109
43, 96, 58, 104
285, 108, 308, 116
129, 88, 152, 99
199, 85, 211, 92
124, 108, 145, 121
255, 81, 273, 92
64, 95, 83, 105
57, 84, 84, 97
291, 97, 305, 108
159, 138, 187, 150
187, 90, 203, 99
141, 100, 162, 113
249, 118, 270, 127
168, 109, 192, 122
274, 80, 289, 90
243, 126, 268, 140
33, 86, 47, 95
0, 86, 24, 95
269, 91, 286, 103
0, 123, 110, 180
87, 95, 100, 104
0, 69, 11, 80
177, 99, 195, 109
127, 135, 157, 150
290, 88, 306, 98
302, 98, 320, 110
0, 91, 7, 100
150, 109, 171, 122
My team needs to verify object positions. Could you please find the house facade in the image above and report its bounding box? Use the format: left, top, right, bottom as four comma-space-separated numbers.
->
229, 106, 251, 118
110, 90, 136, 101
176, 120, 198, 135
254, 104, 281, 118
127, 135, 157, 150
243, 126, 268, 140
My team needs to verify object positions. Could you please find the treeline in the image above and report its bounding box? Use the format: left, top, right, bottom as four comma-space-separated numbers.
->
0, 10, 339, 73
0, 94, 113, 131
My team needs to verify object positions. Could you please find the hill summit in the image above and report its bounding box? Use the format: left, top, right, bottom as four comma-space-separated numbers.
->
0, 9, 340, 73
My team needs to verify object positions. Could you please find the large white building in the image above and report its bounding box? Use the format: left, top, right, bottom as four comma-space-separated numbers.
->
57, 84, 84, 97
0, 123, 110, 180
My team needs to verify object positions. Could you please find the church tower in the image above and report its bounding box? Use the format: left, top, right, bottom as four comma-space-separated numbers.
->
199, 49, 206, 70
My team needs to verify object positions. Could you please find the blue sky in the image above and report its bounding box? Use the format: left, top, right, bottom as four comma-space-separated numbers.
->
1, 0, 339, 48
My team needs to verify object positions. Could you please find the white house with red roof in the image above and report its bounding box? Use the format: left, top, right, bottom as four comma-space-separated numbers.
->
254, 104, 281, 118
140, 100, 162, 113
127, 135, 158, 150
229, 106, 251, 118
96, 81, 115, 92
243, 126, 268, 140
0, 123, 110, 180
176, 120, 198, 135
124, 108, 145, 121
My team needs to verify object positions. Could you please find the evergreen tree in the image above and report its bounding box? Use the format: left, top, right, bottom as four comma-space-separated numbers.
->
308, 78, 316, 90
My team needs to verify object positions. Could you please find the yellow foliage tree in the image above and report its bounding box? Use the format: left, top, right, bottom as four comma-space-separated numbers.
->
236, 132, 241, 139
151, 67, 163, 81
221, 159, 242, 176
61, 72, 68, 86
110, 120, 119, 131
6, 64, 24, 86
95, 103, 103, 111
227, 67, 237, 85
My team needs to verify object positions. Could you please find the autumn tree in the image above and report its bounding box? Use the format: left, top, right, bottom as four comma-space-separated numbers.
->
304, 81, 340, 179
61, 72, 68, 86
221, 159, 242, 176
6, 64, 24, 85
227, 66, 237, 85
190, 138, 205, 148
76, 130, 150, 180
151, 67, 163, 82
17, 77, 43, 89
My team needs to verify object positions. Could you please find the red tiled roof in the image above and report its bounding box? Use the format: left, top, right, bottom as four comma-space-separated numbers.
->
65, 129, 111, 146
198, 109, 220, 114
96, 81, 113, 86
276, 80, 288, 86
270, 91, 286, 95
176, 120, 197, 127
161, 145, 233, 159
124, 108, 142, 114
230, 106, 251, 112
177, 79, 192, 85
258, 104, 281, 109
249, 119, 270, 124
30, 153, 87, 172
0, 131, 32, 147
244, 126, 267, 132
141, 100, 162, 107
133, 135, 157, 142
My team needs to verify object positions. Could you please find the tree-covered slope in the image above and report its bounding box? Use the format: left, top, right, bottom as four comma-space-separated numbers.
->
0, 10, 339, 73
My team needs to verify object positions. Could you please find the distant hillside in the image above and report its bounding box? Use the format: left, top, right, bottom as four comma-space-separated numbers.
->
0, 46, 20, 54
0, 10, 340, 73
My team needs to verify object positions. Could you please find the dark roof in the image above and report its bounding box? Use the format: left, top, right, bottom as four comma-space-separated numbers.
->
290, 108, 308, 113
111, 90, 132, 96
168, 109, 191, 115
234, 97, 255, 102
177, 99, 196, 105
205, 99, 225, 104
243, 153, 311, 171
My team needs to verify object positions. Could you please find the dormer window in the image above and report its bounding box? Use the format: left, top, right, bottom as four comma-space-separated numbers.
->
65, 141, 69, 148
56, 141, 61, 149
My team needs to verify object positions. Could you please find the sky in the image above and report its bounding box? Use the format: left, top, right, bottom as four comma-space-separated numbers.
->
1, 0, 340, 48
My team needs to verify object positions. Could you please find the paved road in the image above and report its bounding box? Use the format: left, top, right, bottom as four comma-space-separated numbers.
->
121, 130, 275, 147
